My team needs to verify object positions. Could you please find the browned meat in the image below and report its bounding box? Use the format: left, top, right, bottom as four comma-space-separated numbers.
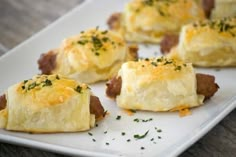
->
202, 0, 215, 18
0, 94, 6, 111
196, 73, 219, 100
128, 44, 139, 60
90, 95, 105, 119
160, 34, 179, 55
107, 12, 122, 30
38, 50, 57, 75
106, 76, 122, 99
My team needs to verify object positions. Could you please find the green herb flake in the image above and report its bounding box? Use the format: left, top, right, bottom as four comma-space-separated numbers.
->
55, 75, 60, 80
151, 62, 158, 67
121, 132, 126, 136
42, 79, 52, 87
134, 130, 149, 139
101, 30, 108, 34
116, 115, 121, 120
174, 65, 182, 71
88, 132, 93, 136
77, 40, 88, 45
127, 139, 131, 142
28, 82, 37, 90
75, 85, 83, 93
140, 147, 145, 150
104, 131, 108, 134
92, 36, 103, 50
105, 142, 109, 145
92, 139, 96, 142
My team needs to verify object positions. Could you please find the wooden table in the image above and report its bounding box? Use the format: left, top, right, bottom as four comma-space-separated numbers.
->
0, 0, 235, 156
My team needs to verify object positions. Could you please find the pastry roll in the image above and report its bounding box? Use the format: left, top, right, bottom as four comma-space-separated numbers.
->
168, 16, 236, 67
106, 57, 218, 112
107, 0, 205, 43
38, 28, 138, 84
0, 74, 105, 133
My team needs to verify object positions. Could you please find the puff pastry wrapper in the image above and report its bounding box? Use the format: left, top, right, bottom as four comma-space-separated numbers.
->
116, 58, 204, 111
0, 75, 95, 133
38, 28, 138, 84
109, 0, 205, 43
169, 17, 236, 67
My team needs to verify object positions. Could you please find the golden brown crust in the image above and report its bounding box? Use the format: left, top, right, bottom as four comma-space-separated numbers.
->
196, 73, 219, 100
107, 12, 122, 30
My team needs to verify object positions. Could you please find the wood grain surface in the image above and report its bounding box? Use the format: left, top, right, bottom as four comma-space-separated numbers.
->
0, 0, 235, 157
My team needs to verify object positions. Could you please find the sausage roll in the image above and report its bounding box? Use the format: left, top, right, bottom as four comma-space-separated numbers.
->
38, 28, 138, 84
0, 74, 105, 133
107, 0, 205, 43
168, 16, 236, 67
106, 57, 219, 112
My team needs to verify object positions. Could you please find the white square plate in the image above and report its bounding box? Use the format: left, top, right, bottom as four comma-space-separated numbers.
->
0, 0, 235, 156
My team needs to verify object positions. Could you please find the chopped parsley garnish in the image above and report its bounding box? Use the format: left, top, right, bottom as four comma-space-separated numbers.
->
75, 85, 82, 93
77, 40, 88, 45
56, 75, 60, 80
155, 127, 162, 133
42, 79, 52, 87
116, 115, 121, 120
92, 139, 96, 142
105, 142, 109, 145
92, 36, 103, 50
174, 65, 181, 71
101, 30, 108, 34
127, 139, 131, 142
134, 130, 149, 139
104, 131, 108, 134
151, 62, 158, 67
133, 118, 153, 123
27, 82, 37, 90
122, 132, 126, 136
140, 147, 145, 150
88, 132, 93, 136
